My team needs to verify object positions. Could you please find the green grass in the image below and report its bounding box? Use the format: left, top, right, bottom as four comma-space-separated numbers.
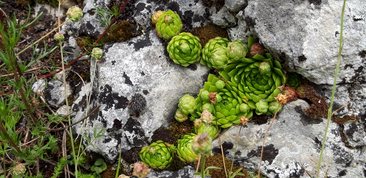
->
315, 0, 347, 177
0, 4, 108, 178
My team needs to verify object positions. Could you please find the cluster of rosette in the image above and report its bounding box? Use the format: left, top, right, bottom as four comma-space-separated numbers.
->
175, 37, 286, 128
140, 10, 288, 170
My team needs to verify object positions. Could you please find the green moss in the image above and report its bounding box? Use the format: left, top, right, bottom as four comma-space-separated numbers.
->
101, 20, 140, 44
191, 24, 228, 46
76, 36, 96, 51
296, 83, 328, 119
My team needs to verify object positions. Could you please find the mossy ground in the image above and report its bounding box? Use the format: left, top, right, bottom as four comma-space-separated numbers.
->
192, 24, 229, 46
296, 82, 328, 119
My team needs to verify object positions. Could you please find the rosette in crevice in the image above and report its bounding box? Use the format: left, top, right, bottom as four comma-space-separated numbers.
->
201, 37, 230, 69
193, 74, 253, 128
167, 32, 202, 67
155, 10, 182, 40
139, 140, 176, 169
219, 53, 286, 115
201, 38, 248, 69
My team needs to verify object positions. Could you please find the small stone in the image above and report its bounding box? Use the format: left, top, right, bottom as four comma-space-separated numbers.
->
32, 79, 46, 96
210, 6, 237, 28
44, 80, 72, 108
225, 0, 247, 13
56, 105, 71, 116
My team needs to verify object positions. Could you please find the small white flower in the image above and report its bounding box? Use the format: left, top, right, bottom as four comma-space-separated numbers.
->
91, 47, 103, 60
12, 163, 26, 176
66, 6, 83, 22
54, 32, 65, 42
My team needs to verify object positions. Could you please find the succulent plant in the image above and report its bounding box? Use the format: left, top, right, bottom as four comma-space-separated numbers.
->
194, 121, 220, 139
268, 100, 282, 114
176, 133, 199, 163
193, 110, 220, 138
178, 94, 196, 115
193, 74, 253, 128
227, 40, 248, 61
155, 10, 183, 40
167, 32, 202, 67
11, 163, 26, 176
201, 37, 230, 69
139, 140, 175, 169
219, 53, 286, 115
175, 109, 188, 122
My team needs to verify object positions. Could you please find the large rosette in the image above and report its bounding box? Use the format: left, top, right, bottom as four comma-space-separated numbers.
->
219, 53, 286, 115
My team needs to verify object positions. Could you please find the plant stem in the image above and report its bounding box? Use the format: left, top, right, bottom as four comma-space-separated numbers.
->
115, 146, 122, 178
200, 155, 206, 178
315, 0, 347, 177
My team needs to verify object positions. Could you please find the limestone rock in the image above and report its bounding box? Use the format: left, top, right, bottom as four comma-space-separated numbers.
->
225, 0, 247, 13
147, 165, 194, 178
32, 79, 46, 96
213, 100, 365, 178
210, 6, 237, 28
72, 31, 209, 161
44, 80, 72, 108
245, 0, 366, 85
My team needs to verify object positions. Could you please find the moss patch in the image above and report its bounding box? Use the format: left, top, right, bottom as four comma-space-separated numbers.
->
191, 24, 228, 46
101, 20, 140, 44
296, 83, 328, 119
151, 120, 193, 144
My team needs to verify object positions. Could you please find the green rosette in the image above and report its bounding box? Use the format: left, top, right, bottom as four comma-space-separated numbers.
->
167, 32, 202, 67
155, 10, 183, 40
178, 94, 196, 115
227, 40, 248, 61
201, 37, 230, 69
176, 133, 199, 163
193, 74, 253, 128
194, 122, 220, 139
219, 53, 286, 115
139, 140, 176, 169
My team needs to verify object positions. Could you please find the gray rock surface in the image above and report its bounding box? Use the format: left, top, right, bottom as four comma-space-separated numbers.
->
147, 165, 195, 178
225, 0, 247, 13
213, 100, 366, 178
244, 0, 366, 85
72, 30, 209, 161
64, 0, 366, 176
44, 80, 72, 108
32, 79, 46, 96
69, 0, 214, 162
228, 10, 250, 41
210, 6, 237, 28
134, 0, 210, 29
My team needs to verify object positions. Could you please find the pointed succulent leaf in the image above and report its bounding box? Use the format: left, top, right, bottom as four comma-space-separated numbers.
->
227, 40, 248, 61
155, 10, 182, 40
178, 94, 196, 115
139, 141, 175, 169
167, 32, 202, 67
201, 37, 230, 69
177, 134, 199, 163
